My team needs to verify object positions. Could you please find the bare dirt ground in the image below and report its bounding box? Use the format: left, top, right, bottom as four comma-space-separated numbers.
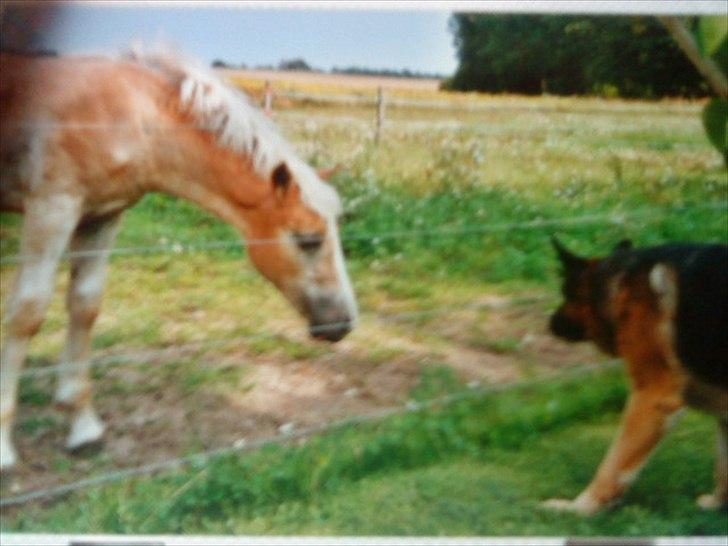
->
1, 293, 603, 504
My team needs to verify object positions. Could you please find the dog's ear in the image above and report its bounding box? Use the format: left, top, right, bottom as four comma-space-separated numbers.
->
551, 236, 587, 273
613, 239, 633, 252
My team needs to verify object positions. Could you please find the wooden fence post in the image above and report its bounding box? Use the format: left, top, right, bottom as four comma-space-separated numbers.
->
263, 80, 273, 116
375, 86, 386, 144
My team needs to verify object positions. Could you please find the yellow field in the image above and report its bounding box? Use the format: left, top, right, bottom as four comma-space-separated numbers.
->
218, 67, 708, 117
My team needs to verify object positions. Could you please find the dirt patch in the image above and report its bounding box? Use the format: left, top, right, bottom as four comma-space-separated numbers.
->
1, 291, 609, 505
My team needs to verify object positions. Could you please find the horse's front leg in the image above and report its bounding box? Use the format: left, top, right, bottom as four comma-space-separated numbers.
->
1, 195, 83, 472
55, 213, 123, 453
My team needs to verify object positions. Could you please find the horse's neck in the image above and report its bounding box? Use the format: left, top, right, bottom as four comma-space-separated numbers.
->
146, 122, 267, 234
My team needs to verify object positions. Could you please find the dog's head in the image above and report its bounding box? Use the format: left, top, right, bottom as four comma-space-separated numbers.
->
549, 237, 632, 350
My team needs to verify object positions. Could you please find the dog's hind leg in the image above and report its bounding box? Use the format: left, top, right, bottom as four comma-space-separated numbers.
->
542, 374, 684, 516
697, 417, 728, 509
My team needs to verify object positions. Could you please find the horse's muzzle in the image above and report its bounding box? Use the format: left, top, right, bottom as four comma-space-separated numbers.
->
309, 318, 352, 342
301, 289, 356, 342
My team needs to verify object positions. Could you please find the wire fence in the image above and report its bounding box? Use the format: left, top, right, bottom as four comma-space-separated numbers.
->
2, 201, 725, 265
0, 199, 723, 382
11, 295, 552, 381
0, 358, 621, 508
1, 5, 727, 543
1, 198, 725, 507
1, 66, 726, 513
271, 88, 706, 116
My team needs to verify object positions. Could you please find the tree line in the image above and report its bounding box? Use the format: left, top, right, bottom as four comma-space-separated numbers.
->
212, 57, 442, 79
445, 14, 723, 98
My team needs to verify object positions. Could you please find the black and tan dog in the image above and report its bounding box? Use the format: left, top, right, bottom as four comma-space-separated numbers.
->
543, 238, 727, 515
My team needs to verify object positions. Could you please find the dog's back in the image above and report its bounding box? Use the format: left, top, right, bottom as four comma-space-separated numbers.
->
601, 243, 727, 387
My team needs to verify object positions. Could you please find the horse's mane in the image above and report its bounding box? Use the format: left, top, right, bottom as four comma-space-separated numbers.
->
127, 45, 341, 217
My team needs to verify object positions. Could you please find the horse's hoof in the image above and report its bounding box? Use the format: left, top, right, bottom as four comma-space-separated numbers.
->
65, 408, 106, 454
696, 493, 727, 510
67, 437, 105, 458
0, 438, 18, 474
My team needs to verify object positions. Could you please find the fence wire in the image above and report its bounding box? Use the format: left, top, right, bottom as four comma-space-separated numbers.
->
0, 88, 725, 514
9, 294, 551, 381
0, 358, 621, 508
1, 199, 722, 381
1, 201, 724, 265
0, 192, 725, 508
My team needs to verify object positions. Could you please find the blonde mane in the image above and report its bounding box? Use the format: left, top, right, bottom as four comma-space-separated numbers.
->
130, 46, 341, 217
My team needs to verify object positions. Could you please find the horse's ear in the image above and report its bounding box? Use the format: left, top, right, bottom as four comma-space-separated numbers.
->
551, 236, 587, 273
317, 164, 343, 181
272, 162, 291, 195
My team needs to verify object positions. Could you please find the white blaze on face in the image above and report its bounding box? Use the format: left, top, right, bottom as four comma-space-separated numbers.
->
328, 215, 358, 323
293, 160, 358, 324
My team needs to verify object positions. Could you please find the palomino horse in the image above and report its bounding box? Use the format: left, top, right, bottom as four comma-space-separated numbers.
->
0, 50, 358, 471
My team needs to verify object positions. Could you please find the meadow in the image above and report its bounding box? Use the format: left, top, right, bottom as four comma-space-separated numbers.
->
0, 81, 726, 535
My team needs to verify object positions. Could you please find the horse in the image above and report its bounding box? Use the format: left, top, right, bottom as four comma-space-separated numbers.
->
0, 49, 358, 472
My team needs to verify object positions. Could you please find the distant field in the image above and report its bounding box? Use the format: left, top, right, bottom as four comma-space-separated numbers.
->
219, 67, 710, 112
217, 67, 443, 94
0, 82, 726, 534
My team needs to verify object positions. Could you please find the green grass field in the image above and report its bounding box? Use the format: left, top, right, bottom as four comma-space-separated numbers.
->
3, 368, 726, 536
0, 92, 726, 535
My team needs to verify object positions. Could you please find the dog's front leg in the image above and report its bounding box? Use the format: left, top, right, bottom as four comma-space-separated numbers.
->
697, 417, 728, 509
542, 385, 683, 516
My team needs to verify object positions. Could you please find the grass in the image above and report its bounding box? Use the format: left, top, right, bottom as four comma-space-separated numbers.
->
3, 367, 726, 535
220, 414, 723, 537
0, 91, 726, 535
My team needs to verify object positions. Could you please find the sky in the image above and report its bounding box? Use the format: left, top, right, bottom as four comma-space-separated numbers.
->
4, 1, 722, 76
5, 4, 459, 76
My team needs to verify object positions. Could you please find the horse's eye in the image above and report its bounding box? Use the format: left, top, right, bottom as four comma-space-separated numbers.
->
294, 232, 324, 253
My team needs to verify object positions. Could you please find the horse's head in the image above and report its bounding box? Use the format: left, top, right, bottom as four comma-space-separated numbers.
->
146, 52, 357, 340
242, 160, 357, 342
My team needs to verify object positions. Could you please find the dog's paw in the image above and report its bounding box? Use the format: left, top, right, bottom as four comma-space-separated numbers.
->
696, 493, 727, 510
541, 494, 601, 516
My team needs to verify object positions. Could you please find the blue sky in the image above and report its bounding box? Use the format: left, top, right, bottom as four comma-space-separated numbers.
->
27, 5, 458, 75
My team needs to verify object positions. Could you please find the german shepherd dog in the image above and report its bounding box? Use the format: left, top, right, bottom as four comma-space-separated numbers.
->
544, 238, 727, 515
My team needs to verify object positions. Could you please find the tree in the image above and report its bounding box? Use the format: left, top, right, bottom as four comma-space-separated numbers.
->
278, 58, 312, 71
445, 14, 707, 98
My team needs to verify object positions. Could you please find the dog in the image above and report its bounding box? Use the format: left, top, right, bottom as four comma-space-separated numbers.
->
543, 238, 727, 515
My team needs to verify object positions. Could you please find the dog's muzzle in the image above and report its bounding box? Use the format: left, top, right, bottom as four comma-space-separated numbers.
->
549, 310, 586, 342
